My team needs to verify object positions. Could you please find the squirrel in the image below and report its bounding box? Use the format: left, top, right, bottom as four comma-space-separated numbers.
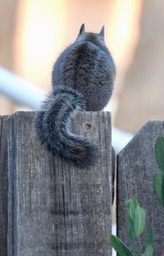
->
34, 24, 116, 168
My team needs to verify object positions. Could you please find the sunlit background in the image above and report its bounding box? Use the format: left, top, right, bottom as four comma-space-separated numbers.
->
0, 0, 164, 134
1, 2, 164, 255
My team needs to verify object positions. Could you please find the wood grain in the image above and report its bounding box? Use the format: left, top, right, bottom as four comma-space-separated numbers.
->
7, 111, 112, 256
117, 121, 164, 255
0, 116, 9, 255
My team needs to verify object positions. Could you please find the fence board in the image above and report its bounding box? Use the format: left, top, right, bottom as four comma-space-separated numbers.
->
0, 116, 8, 255
117, 121, 164, 255
7, 111, 112, 256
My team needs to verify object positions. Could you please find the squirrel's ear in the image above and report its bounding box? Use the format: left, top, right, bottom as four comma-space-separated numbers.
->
79, 23, 85, 35
99, 26, 104, 38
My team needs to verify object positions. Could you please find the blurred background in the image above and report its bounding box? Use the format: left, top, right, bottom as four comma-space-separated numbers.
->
0, 0, 164, 136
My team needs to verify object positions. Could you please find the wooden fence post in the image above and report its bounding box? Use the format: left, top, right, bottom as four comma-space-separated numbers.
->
5, 111, 113, 256
0, 116, 8, 255
117, 121, 164, 255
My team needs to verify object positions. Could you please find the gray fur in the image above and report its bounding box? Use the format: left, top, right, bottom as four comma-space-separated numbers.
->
34, 24, 116, 168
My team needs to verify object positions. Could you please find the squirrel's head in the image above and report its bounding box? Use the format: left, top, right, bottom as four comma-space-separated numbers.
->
76, 24, 105, 46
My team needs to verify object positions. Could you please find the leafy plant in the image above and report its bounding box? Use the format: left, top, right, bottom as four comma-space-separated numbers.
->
109, 136, 164, 255
109, 198, 154, 256
109, 235, 134, 256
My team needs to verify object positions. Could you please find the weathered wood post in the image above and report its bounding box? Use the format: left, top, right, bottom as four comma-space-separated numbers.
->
0, 111, 113, 256
117, 121, 164, 255
0, 116, 8, 256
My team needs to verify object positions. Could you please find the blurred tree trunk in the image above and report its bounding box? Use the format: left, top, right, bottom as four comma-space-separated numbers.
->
0, 0, 18, 70
115, 0, 164, 133
0, 0, 19, 114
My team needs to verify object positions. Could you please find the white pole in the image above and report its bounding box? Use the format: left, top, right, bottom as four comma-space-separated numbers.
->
0, 67, 46, 110
0, 66, 133, 151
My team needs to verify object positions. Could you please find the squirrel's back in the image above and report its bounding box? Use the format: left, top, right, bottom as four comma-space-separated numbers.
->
34, 24, 116, 168
52, 24, 116, 111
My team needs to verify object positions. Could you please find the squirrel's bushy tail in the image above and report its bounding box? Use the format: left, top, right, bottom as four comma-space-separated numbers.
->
34, 86, 97, 168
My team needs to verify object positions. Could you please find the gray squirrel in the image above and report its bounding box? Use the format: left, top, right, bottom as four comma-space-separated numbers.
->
34, 24, 116, 168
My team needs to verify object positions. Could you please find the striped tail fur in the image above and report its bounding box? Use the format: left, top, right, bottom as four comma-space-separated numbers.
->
34, 86, 97, 168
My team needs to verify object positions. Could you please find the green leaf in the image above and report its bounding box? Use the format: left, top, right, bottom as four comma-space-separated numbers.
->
126, 199, 139, 245
134, 205, 146, 236
155, 137, 164, 172
143, 244, 153, 256
109, 235, 134, 256
127, 215, 136, 246
126, 198, 139, 221
153, 172, 164, 206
